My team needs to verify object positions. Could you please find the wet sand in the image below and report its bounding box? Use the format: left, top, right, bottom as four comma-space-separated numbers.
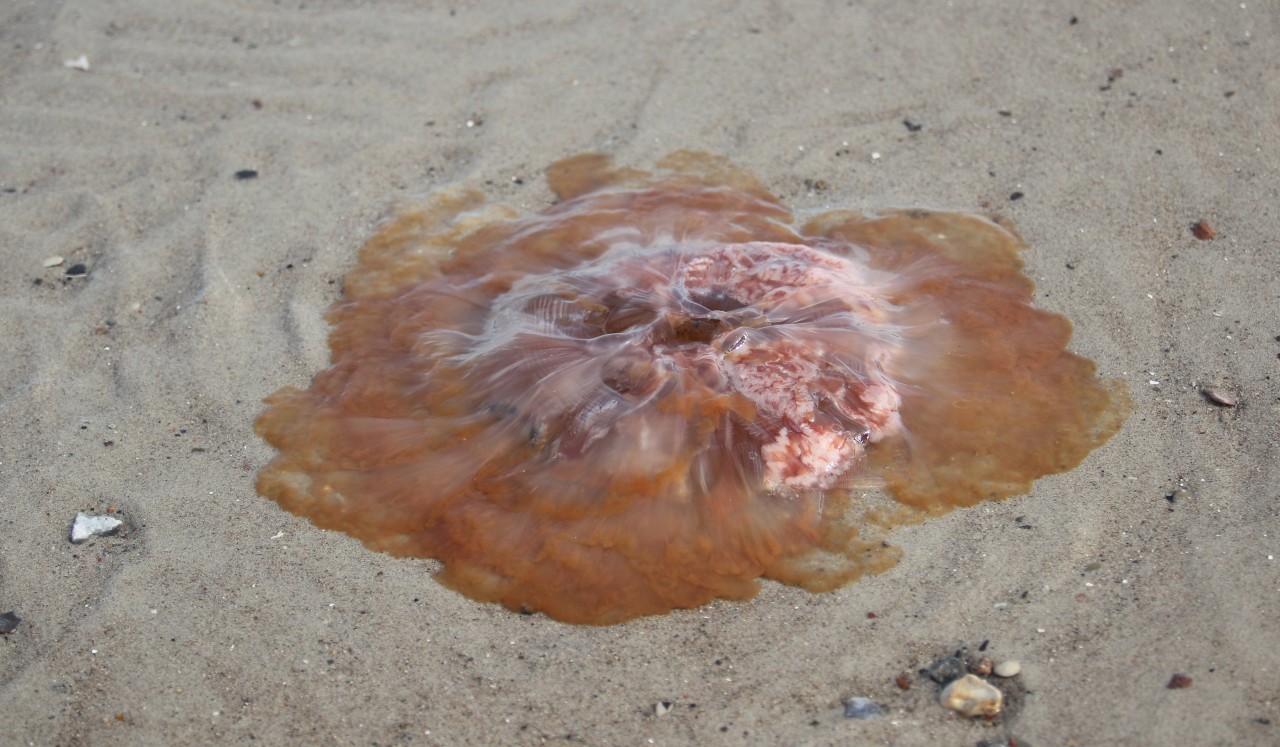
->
2, 2, 1277, 744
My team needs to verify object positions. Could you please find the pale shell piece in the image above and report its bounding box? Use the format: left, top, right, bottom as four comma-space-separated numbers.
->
71, 512, 122, 543
993, 660, 1021, 678
1201, 386, 1236, 407
842, 696, 883, 719
939, 674, 1002, 717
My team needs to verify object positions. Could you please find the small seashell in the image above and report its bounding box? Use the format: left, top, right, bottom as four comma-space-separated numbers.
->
993, 660, 1021, 678
0, 611, 20, 634
842, 697, 882, 719
71, 512, 123, 544
1190, 220, 1216, 240
1167, 673, 1193, 689
940, 674, 1003, 717
43, 255, 65, 268
1200, 386, 1236, 407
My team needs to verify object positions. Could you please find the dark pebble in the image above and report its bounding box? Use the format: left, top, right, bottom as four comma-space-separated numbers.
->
1009, 191, 1024, 201
65, 263, 87, 277
1167, 673, 1193, 689
903, 119, 923, 132
234, 169, 259, 180
0, 611, 20, 634
924, 654, 966, 684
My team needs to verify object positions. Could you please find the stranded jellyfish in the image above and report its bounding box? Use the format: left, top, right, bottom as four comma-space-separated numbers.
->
256, 152, 1129, 624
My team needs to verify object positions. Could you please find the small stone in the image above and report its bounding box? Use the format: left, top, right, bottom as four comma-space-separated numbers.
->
0, 611, 20, 634
42, 256, 65, 268
925, 654, 966, 684
63, 55, 91, 71
842, 697, 882, 719
994, 660, 1021, 678
1167, 673, 1193, 689
654, 701, 673, 716
895, 673, 912, 690
71, 513, 123, 544
969, 656, 994, 676
940, 674, 1003, 718
65, 263, 88, 277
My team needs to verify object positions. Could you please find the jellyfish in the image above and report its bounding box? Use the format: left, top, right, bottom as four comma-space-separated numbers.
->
255, 152, 1129, 624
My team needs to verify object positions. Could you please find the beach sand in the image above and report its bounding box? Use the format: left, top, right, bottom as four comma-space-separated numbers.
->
2, 1, 1277, 744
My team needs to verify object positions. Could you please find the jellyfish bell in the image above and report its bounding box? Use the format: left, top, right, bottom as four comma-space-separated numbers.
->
255, 151, 1130, 624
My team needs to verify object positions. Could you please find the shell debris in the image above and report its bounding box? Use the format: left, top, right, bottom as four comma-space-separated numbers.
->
1200, 386, 1236, 407
842, 697, 883, 719
71, 512, 123, 544
940, 674, 1003, 718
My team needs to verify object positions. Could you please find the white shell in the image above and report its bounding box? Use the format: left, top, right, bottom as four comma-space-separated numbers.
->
71, 513, 123, 544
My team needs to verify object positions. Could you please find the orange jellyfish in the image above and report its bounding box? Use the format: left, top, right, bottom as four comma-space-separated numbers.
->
255, 152, 1129, 624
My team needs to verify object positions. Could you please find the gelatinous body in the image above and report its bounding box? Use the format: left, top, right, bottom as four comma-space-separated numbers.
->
256, 152, 1129, 624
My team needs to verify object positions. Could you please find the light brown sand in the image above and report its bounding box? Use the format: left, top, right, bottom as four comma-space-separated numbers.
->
2, 1, 1276, 745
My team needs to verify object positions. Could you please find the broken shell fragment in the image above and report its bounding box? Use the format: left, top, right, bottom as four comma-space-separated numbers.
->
940, 674, 1003, 718
70, 512, 123, 544
842, 697, 883, 719
1190, 220, 1216, 240
1200, 386, 1236, 407
0, 611, 20, 634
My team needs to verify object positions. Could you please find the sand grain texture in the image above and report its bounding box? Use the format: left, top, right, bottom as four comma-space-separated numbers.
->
1, 1, 1277, 745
